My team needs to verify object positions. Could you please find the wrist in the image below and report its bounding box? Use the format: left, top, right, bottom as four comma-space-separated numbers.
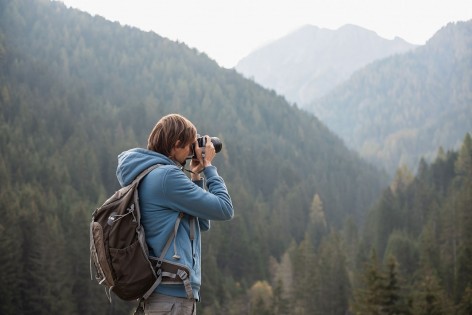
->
191, 173, 202, 181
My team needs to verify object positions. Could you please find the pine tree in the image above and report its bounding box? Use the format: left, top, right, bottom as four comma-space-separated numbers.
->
352, 250, 385, 315
383, 230, 419, 278
272, 279, 290, 315
306, 193, 328, 249
29, 214, 76, 314
457, 285, 472, 315
411, 268, 452, 315
373, 188, 400, 257
291, 238, 317, 315
316, 232, 350, 315
390, 165, 414, 194
381, 256, 411, 315
454, 133, 472, 299
248, 281, 273, 315
0, 190, 22, 314
342, 217, 359, 269
455, 134, 472, 180
270, 249, 294, 305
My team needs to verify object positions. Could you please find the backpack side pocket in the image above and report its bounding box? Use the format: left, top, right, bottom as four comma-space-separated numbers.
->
91, 222, 115, 287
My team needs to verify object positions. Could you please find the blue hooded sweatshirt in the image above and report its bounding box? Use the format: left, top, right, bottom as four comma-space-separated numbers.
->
116, 148, 234, 301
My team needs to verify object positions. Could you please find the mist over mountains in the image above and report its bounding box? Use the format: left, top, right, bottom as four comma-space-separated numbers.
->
236, 21, 472, 175
236, 24, 416, 106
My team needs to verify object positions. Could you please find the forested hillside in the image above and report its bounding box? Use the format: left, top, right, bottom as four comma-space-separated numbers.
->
235, 24, 416, 106
0, 0, 387, 314
349, 134, 472, 315
309, 20, 472, 175
238, 134, 471, 315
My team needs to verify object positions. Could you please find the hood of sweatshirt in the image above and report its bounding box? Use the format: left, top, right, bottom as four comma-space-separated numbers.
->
116, 148, 176, 186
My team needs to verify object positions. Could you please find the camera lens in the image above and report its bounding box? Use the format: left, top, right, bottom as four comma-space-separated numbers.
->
210, 137, 222, 153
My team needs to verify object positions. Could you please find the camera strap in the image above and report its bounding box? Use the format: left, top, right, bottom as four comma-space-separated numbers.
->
184, 167, 206, 175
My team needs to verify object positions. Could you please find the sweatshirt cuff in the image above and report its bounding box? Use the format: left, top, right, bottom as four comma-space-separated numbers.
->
202, 165, 218, 179
192, 179, 204, 188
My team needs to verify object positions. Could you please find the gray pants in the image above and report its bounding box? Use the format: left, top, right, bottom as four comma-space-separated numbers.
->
144, 293, 196, 315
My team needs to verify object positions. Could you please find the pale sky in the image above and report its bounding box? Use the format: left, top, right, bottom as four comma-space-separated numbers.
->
58, 0, 471, 68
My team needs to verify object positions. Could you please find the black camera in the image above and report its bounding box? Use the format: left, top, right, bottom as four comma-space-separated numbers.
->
190, 135, 222, 159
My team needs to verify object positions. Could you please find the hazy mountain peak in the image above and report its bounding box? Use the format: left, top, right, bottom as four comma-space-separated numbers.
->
337, 23, 374, 33
424, 20, 472, 58
235, 24, 416, 105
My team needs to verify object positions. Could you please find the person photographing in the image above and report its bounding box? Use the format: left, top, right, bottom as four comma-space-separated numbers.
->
116, 113, 234, 314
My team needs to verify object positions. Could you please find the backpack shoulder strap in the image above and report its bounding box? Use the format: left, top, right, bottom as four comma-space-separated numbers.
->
131, 164, 161, 225
134, 164, 161, 184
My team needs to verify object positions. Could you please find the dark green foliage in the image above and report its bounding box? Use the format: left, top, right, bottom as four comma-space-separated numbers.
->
356, 134, 472, 314
316, 232, 351, 315
382, 257, 411, 315
384, 231, 419, 278
457, 285, 472, 315
411, 268, 452, 315
353, 250, 387, 315
272, 279, 290, 315
353, 253, 411, 315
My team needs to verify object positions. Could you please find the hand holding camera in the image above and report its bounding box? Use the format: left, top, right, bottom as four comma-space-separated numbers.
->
190, 135, 222, 175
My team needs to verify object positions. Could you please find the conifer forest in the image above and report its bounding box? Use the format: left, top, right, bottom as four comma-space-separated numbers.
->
0, 0, 471, 314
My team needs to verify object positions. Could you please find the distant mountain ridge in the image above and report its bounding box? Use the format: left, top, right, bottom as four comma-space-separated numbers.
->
235, 24, 416, 106
309, 20, 472, 174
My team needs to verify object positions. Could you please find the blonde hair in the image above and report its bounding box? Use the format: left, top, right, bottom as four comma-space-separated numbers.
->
147, 114, 197, 156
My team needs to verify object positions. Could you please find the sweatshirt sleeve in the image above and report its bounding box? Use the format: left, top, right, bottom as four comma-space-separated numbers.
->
192, 179, 211, 231
162, 166, 234, 221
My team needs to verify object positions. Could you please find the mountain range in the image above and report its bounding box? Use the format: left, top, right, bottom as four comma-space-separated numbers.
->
236, 21, 472, 174
235, 24, 416, 106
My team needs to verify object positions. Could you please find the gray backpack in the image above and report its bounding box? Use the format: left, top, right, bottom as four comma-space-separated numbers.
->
89, 164, 194, 303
